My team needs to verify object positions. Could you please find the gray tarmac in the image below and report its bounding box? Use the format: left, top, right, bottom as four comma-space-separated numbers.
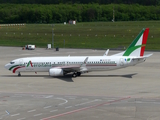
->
0, 46, 160, 120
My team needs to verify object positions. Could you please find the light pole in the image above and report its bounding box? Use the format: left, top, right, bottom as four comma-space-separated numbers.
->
52, 24, 54, 49
64, 39, 65, 48
112, 6, 115, 22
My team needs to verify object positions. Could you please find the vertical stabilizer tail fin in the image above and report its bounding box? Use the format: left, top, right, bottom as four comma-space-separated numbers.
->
123, 28, 149, 57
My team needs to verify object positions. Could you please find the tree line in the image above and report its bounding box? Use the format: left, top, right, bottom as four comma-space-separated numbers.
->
0, 4, 160, 23
0, 0, 159, 6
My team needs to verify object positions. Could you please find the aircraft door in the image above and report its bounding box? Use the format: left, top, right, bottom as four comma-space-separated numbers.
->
18, 59, 25, 71
19, 59, 23, 66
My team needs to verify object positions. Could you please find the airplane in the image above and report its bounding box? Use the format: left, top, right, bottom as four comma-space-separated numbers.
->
5, 28, 152, 78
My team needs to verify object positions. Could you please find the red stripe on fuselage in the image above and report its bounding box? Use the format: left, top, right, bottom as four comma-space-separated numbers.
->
13, 66, 24, 73
141, 28, 149, 56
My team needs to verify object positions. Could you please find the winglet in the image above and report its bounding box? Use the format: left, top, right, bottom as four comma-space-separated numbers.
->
103, 49, 109, 56
80, 57, 88, 71
83, 57, 88, 65
80, 57, 88, 67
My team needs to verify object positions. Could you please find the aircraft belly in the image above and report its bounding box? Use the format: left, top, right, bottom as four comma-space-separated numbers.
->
31, 67, 50, 72
87, 66, 117, 71
14, 67, 25, 73
17, 67, 50, 72
25, 68, 34, 71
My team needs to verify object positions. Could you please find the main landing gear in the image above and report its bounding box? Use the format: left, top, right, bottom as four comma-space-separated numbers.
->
72, 72, 81, 78
18, 72, 21, 77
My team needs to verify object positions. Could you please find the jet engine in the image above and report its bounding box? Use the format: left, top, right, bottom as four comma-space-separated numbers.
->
49, 68, 64, 76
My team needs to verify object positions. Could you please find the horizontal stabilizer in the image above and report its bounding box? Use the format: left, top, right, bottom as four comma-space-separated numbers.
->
143, 53, 153, 58
132, 53, 152, 62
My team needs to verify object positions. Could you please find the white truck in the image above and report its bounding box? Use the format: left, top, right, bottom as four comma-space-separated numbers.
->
25, 45, 35, 50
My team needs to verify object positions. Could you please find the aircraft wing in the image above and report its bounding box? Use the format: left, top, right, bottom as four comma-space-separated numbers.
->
53, 57, 89, 73
55, 65, 81, 72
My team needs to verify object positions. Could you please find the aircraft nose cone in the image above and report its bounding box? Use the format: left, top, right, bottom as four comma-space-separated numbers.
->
5, 63, 10, 70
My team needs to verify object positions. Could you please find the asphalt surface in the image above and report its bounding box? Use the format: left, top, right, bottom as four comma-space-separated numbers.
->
0, 47, 160, 120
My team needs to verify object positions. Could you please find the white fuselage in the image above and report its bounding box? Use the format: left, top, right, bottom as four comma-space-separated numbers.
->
5, 56, 145, 73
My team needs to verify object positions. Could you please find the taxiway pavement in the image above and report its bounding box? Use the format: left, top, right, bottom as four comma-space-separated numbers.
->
0, 47, 160, 120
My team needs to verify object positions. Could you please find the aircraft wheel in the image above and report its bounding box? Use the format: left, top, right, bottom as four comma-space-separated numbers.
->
77, 72, 81, 76
18, 72, 21, 77
72, 73, 77, 78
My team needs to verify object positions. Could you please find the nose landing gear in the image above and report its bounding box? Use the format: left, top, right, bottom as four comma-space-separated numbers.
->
18, 72, 21, 77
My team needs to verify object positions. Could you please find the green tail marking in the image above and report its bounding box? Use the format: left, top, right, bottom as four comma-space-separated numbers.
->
123, 28, 145, 56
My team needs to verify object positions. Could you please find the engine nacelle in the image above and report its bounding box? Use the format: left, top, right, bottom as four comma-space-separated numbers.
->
49, 68, 64, 76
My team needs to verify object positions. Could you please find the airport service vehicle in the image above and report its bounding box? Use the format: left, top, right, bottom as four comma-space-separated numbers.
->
5, 28, 152, 77
25, 44, 35, 50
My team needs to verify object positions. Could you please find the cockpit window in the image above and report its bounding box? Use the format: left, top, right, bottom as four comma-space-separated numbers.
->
10, 62, 15, 64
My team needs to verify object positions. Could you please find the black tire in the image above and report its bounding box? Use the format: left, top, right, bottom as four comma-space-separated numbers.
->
18, 73, 21, 77
72, 73, 77, 78
77, 72, 81, 76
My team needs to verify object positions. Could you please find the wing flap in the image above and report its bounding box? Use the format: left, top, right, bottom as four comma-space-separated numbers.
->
53, 65, 80, 72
